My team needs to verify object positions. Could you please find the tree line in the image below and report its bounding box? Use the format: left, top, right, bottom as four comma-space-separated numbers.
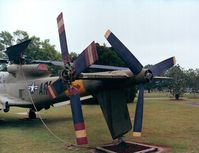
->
0, 30, 198, 101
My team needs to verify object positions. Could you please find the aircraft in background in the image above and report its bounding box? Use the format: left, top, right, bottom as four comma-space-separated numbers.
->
0, 12, 175, 145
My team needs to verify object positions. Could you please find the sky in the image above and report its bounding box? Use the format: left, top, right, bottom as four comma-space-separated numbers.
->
0, 0, 199, 69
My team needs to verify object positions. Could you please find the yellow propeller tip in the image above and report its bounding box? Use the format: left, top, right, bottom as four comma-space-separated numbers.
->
104, 29, 111, 39
133, 132, 142, 137
173, 56, 176, 65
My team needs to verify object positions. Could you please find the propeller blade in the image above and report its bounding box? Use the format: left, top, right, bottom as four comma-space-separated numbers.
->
47, 79, 67, 99
133, 84, 144, 137
68, 88, 88, 145
149, 56, 176, 76
57, 12, 70, 66
73, 41, 98, 77
104, 30, 143, 75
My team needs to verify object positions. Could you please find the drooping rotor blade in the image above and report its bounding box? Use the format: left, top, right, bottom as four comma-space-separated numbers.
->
68, 88, 88, 145
104, 30, 143, 75
133, 84, 144, 137
57, 12, 70, 66
73, 41, 98, 77
149, 56, 176, 76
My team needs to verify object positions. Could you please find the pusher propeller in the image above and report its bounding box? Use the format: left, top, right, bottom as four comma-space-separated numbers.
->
47, 12, 98, 145
105, 29, 175, 137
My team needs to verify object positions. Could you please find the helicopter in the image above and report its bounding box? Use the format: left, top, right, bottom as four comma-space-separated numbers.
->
0, 12, 175, 145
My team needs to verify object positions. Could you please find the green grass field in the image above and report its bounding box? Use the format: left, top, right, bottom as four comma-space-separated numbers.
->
1, 93, 199, 153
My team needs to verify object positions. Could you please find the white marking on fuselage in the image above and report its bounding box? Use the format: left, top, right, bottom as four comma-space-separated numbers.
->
28, 82, 38, 94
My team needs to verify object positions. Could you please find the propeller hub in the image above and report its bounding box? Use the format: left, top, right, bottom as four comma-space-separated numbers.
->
61, 69, 71, 83
144, 70, 153, 82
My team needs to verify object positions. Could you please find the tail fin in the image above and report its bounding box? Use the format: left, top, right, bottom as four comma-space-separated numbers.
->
5, 39, 31, 64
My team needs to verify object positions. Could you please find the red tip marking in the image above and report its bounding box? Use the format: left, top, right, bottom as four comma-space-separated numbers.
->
57, 12, 63, 22
74, 123, 85, 131
76, 137, 88, 145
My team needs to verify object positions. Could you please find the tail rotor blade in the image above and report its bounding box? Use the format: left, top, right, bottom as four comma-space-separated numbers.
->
104, 30, 143, 75
57, 12, 70, 65
150, 56, 176, 76
73, 41, 98, 77
133, 84, 144, 137
69, 88, 88, 145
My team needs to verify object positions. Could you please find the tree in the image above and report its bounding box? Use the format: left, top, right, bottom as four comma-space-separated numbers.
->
0, 31, 14, 49
69, 52, 78, 62
185, 68, 199, 96
165, 65, 186, 100
13, 30, 29, 43
95, 43, 126, 66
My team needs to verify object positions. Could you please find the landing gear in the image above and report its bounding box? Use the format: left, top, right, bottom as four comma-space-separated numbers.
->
28, 108, 36, 119
3, 101, 10, 112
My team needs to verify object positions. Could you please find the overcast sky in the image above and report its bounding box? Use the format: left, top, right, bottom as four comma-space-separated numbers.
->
0, 0, 199, 69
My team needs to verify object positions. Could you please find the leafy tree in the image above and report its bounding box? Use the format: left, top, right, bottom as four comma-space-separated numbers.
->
165, 65, 186, 100
95, 43, 126, 66
69, 52, 78, 62
13, 30, 29, 43
185, 68, 199, 95
0, 31, 14, 49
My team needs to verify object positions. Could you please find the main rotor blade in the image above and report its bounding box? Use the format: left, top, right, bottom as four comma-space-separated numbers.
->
104, 30, 143, 75
149, 56, 176, 76
133, 84, 144, 137
57, 12, 70, 66
69, 89, 88, 145
73, 41, 98, 77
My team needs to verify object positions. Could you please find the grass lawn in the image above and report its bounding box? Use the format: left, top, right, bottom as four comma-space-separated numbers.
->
0, 94, 199, 153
